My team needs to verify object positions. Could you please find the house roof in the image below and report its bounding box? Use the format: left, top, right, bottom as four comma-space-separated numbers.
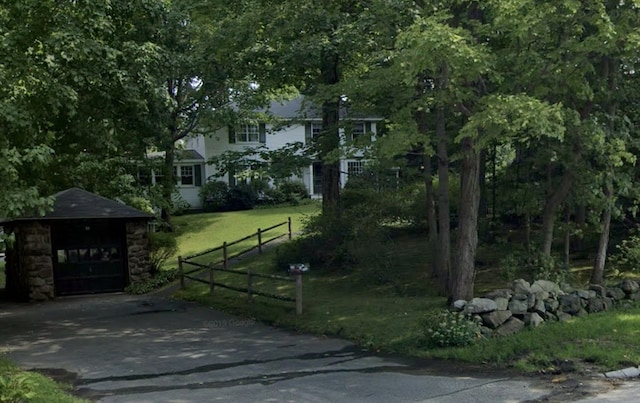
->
265, 97, 382, 121
3, 188, 153, 222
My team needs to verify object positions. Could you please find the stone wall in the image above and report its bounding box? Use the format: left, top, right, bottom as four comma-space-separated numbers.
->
454, 278, 640, 337
126, 221, 151, 283
6, 222, 55, 301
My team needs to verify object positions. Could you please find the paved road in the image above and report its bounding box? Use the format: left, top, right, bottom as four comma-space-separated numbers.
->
0, 294, 635, 402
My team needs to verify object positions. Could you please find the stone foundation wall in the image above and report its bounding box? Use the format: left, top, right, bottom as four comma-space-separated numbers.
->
11, 222, 55, 301
126, 221, 151, 283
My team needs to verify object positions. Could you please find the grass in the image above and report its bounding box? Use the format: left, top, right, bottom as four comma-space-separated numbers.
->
427, 307, 640, 373
170, 209, 640, 374
168, 202, 319, 268
0, 355, 87, 403
174, 235, 447, 355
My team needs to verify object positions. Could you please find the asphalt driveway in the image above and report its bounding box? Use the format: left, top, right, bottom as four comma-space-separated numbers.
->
0, 293, 628, 402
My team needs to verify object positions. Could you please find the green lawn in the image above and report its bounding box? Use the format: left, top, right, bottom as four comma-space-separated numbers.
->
173, 218, 640, 374
0, 355, 87, 403
169, 202, 319, 268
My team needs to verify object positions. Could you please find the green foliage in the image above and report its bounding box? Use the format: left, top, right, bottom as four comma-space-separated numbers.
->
227, 184, 258, 211
0, 372, 36, 403
200, 180, 230, 212
610, 229, 640, 273
126, 269, 178, 295
500, 249, 568, 284
208, 143, 311, 185
148, 232, 178, 274
423, 310, 482, 348
277, 180, 309, 204
124, 195, 155, 215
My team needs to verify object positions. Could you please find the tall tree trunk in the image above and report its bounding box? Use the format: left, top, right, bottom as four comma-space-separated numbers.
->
436, 106, 451, 294
414, 109, 439, 279
319, 55, 341, 215
591, 181, 612, 285
424, 154, 438, 266
320, 98, 341, 214
564, 208, 571, 267
541, 169, 573, 256
450, 136, 481, 301
161, 142, 175, 229
574, 204, 586, 253
478, 149, 488, 219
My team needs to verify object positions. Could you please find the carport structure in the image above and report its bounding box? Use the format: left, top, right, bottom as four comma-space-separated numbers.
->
1, 188, 153, 301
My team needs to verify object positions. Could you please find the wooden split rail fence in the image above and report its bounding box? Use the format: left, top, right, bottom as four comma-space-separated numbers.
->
177, 217, 304, 314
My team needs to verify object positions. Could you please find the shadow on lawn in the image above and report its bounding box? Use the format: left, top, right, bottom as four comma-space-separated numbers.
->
173, 213, 222, 237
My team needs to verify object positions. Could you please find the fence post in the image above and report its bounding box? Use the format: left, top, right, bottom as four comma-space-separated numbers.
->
257, 228, 263, 253
209, 264, 214, 295
288, 217, 292, 240
178, 256, 185, 289
295, 273, 303, 315
247, 269, 253, 311
223, 242, 228, 269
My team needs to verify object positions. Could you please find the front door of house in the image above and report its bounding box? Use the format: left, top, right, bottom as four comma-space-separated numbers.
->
51, 220, 127, 296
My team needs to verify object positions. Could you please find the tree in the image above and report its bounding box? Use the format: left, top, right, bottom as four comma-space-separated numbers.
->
0, 0, 168, 218
237, 0, 410, 214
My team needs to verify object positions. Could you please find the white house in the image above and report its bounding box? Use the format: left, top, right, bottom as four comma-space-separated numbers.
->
171, 97, 381, 209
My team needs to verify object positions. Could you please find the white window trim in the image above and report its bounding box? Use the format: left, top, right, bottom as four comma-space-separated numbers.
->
236, 124, 260, 144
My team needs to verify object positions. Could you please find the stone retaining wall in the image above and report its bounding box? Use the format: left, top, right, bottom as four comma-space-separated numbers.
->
454, 278, 640, 337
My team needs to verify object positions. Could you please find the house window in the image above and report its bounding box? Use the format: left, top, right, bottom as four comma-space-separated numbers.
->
180, 165, 194, 185
347, 121, 373, 142
305, 123, 323, 143
174, 165, 202, 187
347, 160, 365, 176
351, 123, 365, 141
236, 124, 260, 143
311, 123, 323, 138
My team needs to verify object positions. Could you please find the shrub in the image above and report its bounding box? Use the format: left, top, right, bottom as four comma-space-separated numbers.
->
227, 184, 258, 211
610, 229, 640, 273
423, 310, 482, 348
200, 180, 229, 212
0, 373, 36, 403
126, 268, 178, 294
500, 248, 568, 283
278, 180, 309, 203
273, 234, 352, 272
260, 187, 287, 205
148, 231, 178, 274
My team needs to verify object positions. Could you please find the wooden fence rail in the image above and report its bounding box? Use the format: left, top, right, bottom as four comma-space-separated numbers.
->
178, 217, 302, 314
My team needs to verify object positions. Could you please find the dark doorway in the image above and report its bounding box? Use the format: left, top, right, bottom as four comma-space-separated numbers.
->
51, 220, 127, 296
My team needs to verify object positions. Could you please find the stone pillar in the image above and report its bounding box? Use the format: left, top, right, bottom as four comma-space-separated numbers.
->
13, 222, 55, 301
126, 221, 151, 283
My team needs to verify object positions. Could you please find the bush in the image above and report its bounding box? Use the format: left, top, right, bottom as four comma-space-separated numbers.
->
200, 180, 229, 212
610, 229, 640, 273
227, 184, 258, 211
260, 187, 287, 205
500, 248, 568, 284
273, 234, 352, 272
148, 231, 178, 274
278, 180, 309, 204
0, 373, 36, 403
126, 268, 178, 294
423, 310, 482, 348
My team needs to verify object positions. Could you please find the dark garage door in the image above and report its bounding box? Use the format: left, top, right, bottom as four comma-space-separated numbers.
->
52, 220, 127, 296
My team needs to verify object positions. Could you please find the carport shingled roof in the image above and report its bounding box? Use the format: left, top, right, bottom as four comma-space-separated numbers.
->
8, 188, 154, 221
